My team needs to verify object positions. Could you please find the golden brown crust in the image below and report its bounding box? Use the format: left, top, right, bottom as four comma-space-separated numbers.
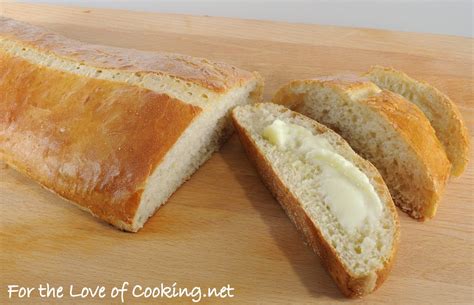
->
0, 17, 255, 93
311, 74, 374, 90
272, 78, 451, 220
0, 52, 201, 228
232, 104, 399, 297
363, 91, 451, 217
272, 77, 379, 108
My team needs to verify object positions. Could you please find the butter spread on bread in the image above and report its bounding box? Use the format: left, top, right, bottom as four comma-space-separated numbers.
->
0, 17, 263, 232
262, 119, 382, 233
232, 103, 399, 297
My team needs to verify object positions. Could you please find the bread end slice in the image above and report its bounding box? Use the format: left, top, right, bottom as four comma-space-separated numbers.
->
365, 66, 470, 177
232, 103, 399, 297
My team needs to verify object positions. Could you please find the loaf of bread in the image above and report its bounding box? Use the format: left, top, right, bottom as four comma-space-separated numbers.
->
232, 103, 399, 297
272, 76, 451, 220
0, 17, 263, 231
365, 65, 470, 177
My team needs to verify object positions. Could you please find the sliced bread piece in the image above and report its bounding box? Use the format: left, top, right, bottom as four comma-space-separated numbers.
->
365, 65, 470, 176
232, 103, 399, 297
272, 77, 451, 220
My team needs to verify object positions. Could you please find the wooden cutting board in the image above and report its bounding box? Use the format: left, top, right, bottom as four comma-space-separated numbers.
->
1, 3, 472, 304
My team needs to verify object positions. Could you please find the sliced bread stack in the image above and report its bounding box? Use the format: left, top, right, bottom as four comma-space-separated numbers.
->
271, 71, 468, 220
232, 68, 468, 297
365, 66, 470, 177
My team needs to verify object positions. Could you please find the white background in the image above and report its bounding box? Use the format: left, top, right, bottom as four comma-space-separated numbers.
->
16, 0, 474, 37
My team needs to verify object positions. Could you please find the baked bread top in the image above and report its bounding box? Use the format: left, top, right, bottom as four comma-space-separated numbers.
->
0, 16, 259, 96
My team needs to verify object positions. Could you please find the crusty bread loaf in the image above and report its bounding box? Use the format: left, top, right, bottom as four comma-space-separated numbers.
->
272, 76, 451, 220
0, 17, 263, 232
365, 65, 470, 177
232, 103, 399, 297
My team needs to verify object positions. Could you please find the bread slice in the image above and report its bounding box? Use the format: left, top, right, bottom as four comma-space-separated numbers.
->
365, 65, 470, 176
232, 103, 399, 297
272, 77, 451, 220
0, 17, 263, 232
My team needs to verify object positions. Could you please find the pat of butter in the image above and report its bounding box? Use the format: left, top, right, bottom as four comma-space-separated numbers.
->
262, 119, 382, 232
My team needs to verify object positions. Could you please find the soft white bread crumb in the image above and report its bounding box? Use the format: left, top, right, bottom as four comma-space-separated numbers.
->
134, 83, 260, 231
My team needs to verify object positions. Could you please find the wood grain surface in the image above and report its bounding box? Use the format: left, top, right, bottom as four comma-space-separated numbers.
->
1, 3, 473, 304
